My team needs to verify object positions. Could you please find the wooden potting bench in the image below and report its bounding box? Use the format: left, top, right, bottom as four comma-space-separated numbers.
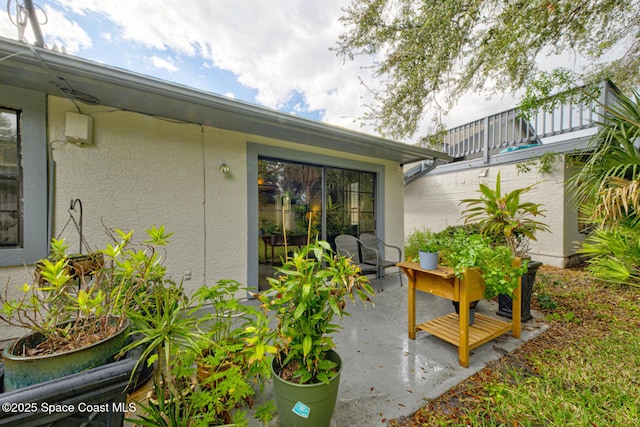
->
397, 261, 521, 368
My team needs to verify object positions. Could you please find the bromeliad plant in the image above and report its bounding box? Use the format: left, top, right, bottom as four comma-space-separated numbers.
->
257, 240, 374, 385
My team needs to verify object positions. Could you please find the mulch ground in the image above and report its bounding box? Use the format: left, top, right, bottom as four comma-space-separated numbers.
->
389, 264, 640, 426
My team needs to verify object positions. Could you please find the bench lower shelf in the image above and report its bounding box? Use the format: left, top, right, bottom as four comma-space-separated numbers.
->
416, 313, 513, 351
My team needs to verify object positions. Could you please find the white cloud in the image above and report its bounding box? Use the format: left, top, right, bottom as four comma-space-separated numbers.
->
44, 0, 385, 135
1, 0, 532, 141
150, 55, 178, 73
0, 4, 91, 55
40, 5, 92, 53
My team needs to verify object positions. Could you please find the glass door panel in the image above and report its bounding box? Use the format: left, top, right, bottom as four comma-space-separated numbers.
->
257, 158, 375, 289
258, 159, 322, 287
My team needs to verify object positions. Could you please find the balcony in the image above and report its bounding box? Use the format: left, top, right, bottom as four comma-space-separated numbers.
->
405, 81, 620, 184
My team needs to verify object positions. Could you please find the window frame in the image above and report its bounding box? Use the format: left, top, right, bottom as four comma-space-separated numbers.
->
0, 84, 49, 266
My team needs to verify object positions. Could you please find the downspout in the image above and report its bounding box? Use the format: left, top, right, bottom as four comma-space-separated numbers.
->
47, 142, 54, 253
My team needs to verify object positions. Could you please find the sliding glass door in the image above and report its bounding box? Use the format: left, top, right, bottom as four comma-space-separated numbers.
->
257, 157, 376, 288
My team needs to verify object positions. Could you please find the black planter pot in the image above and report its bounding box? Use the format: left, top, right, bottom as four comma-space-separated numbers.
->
0, 343, 151, 427
496, 260, 543, 322
452, 300, 480, 325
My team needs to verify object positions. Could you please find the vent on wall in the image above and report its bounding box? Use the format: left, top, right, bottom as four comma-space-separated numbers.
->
65, 112, 93, 144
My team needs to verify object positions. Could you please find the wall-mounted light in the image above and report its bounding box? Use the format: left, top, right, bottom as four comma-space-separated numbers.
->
218, 163, 231, 175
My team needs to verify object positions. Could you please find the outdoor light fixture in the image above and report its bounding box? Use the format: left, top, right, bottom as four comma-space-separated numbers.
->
218, 163, 231, 174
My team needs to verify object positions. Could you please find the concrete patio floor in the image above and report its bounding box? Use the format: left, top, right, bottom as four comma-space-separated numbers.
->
252, 271, 549, 427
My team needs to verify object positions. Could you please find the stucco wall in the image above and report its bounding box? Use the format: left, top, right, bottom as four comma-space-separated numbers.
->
45, 97, 246, 290
404, 159, 584, 267
1, 95, 404, 340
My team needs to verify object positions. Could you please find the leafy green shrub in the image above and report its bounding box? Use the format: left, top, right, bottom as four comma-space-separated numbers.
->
437, 230, 527, 299
405, 228, 433, 261
257, 241, 374, 385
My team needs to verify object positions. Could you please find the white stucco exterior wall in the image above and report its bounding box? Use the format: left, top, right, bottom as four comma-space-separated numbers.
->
1, 95, 404, 341
404, 159, 585, 267
46, 97, 246, 290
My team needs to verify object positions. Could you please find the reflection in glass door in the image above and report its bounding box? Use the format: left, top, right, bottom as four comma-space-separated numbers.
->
257, 157, 376, 289
326, 167, 375, 241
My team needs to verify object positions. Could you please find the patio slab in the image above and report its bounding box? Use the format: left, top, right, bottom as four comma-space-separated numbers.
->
252, 271, 549, 427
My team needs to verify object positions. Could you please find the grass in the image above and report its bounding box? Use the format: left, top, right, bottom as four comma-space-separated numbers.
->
390, 265, 640, 427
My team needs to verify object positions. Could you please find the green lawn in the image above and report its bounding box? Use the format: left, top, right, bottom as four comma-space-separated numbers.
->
390, 266, 640, 426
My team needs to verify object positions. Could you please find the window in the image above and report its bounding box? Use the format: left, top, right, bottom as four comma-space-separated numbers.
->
0, 108, 22, 247
1, 85, 48, 266
326, 167, 376, 236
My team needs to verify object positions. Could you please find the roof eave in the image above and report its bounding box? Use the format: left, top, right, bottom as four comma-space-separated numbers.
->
0, 37, 452, 165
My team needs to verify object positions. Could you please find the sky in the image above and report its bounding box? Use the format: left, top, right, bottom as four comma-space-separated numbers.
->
0, 0, 521, 142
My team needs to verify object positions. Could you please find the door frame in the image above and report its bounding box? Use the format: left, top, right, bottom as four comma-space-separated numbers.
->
246, 142, 385, 293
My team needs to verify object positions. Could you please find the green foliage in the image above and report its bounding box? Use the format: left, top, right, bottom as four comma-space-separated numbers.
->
336, 0, 640, 138
190, 358, 254, 426
126, 381, 195, 427
0, 226, 172, 356
124, 278, 276, 426
536, 292, 558, 310
405, 228, 438, 261
419, 238, 440, 254
257, 240, 374, 385
254, 401, 277, 425
460, 172, 550, 257
572, 89, 640, 286
437, 230, 527, 299
580, 227, 640, 287
516, 152, 560, 175
123, 279, 204, 402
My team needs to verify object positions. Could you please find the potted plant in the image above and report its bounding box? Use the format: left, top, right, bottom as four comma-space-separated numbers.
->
405, 228, 433, 261
0, 226, 171, 424
438, 230, 527, 324
0, 226, 173, 391
256, 240, 374, 427
418, 235, 440, 270
460, 172, 549, 321
123, 278, 276, 427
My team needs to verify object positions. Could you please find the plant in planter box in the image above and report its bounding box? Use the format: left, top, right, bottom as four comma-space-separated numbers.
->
256, 240, 374, 427
0, 225, 173, 391
437, 230, 527, 324
460, 172, 549, 320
